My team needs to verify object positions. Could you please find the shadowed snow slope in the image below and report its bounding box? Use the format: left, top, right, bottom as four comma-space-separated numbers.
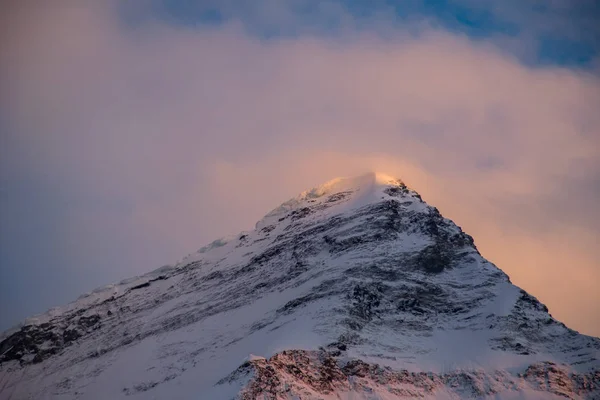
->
0, 173, 598, 399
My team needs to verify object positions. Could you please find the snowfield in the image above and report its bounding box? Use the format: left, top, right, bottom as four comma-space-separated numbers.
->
1, 172, 598, 399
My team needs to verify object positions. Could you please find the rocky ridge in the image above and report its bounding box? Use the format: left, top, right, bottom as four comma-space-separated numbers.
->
220, 349, 600, 399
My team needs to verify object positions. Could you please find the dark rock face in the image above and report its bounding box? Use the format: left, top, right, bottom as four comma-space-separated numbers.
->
348, 284, 382, 322
414, 243, 451, 273
0, 313, 102, 365
0, 275, 168, 365
518, 290, 549, 313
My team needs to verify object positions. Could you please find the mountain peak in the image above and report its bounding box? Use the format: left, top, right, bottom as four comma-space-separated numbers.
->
297, 172, 405, 201
2, 172, 599, 399
256, 172, 410, 230
304, 172, 404, 196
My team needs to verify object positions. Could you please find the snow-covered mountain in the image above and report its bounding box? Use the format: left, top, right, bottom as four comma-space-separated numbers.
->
1, 172, 598, 399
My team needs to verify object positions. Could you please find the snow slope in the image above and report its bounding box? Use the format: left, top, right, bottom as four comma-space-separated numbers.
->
1, 172, 598, 399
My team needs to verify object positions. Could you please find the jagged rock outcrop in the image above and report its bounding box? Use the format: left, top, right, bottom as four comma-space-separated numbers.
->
219, 349, 600, 399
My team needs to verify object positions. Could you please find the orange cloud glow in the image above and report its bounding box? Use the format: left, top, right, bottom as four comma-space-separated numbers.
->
1, 2, 599, 336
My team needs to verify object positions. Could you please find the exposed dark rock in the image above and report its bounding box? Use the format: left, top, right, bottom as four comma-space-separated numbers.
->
348, 284, 383, 322
289, 207, 312, 221
63, 329, 81, 343
260, 225, 275, 234
517, 290, 549, 313
383, 184, 408, 197
414, 244, 451, 273
130, 282, 151, 290
326, 191, 351, 203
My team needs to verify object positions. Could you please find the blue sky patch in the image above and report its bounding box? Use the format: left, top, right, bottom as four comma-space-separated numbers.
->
122, 0, 599, 68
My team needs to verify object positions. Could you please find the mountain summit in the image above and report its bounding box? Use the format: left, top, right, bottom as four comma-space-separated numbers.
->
1, 174, 598, 399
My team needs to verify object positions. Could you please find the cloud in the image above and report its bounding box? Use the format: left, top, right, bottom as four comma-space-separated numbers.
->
124, 0, 600, 66
0, 1, 599, 336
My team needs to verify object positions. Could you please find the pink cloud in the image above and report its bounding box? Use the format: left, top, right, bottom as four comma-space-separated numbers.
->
1, 2, 599, 335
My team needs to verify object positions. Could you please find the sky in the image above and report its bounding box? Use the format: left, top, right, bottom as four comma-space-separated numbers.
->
0, 1, 599, 336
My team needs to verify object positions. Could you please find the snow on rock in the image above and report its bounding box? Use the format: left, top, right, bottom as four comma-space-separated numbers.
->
247, 354, 266, 362
218, 349, 600, 399
255, 172, 419, 231
0, 172, 598, 399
